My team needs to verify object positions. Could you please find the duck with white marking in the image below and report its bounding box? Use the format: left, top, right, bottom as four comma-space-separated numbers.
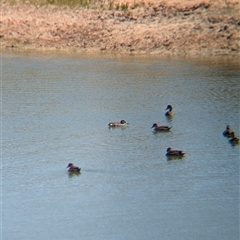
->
66, 163, 81, 173
108, 120, 128, 128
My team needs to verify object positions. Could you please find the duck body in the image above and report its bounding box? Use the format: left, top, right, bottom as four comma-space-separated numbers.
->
165, 105, 173, 117
166, 147, 185, 157
151, 123, 171, 131
229, 132, 240, 144
223, 125, 233, 137
66, 163, 81, 173
108, 120, 128, 128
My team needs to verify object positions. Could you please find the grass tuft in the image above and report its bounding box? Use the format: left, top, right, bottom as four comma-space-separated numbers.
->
3, 0, 143, 10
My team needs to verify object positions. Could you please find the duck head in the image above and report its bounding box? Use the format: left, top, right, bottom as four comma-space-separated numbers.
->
165, 105, 173, 111
66, 163, 74, 168
226, 125, 231, 130
120, 120, 127, 124
151, 123, 158, 128
166, 147, 173, 153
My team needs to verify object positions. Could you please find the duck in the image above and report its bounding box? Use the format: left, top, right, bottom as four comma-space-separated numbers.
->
151, 123, 171, 131
165, 105, 173, 116
66, 163, 81, 173
166, 147, 185, 157
108, 120, 128, 128
223, 125, 233, 137
229, 132, 240, 144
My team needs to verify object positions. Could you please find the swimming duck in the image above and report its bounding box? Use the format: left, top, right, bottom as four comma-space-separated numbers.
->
166, 147, 185, 157
151, 123, 171, 131
108, 120, 128, 128
165, 105, 173, 117
223, 125, 233, 137
229, 132, 240, 144
66, 163, 81, 173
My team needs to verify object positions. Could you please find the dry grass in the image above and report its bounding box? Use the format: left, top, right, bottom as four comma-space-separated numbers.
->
3, 0, 240, 9
1, 0, 239, 55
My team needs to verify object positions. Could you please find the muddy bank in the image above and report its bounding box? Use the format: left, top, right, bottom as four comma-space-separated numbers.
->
1, 0, 240, 56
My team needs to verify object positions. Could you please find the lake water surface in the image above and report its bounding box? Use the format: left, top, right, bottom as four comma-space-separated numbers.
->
2, 51, 240, 240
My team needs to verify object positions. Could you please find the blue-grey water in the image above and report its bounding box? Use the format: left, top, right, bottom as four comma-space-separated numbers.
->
2, 51, 240, 240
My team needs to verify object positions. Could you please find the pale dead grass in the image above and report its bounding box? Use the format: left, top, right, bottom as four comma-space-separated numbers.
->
2, 0, 240, 9
1, 0, 240, 55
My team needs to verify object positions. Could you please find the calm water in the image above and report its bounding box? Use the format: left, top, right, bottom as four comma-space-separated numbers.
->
2, 51, 240, 240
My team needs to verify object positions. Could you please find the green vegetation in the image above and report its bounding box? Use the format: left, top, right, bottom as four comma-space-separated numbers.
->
4, 0, 99, 8
3, 0, 141, 10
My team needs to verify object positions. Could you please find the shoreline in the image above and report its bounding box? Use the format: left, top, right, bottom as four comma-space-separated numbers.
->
1, 1, 240, 56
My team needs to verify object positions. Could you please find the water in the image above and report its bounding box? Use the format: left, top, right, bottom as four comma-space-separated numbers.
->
2, 51, 240, 240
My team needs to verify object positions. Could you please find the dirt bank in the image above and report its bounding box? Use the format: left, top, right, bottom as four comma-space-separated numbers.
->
1, 0, 240, 56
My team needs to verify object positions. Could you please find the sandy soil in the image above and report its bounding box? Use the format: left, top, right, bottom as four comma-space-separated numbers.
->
1, 0, 240, 56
